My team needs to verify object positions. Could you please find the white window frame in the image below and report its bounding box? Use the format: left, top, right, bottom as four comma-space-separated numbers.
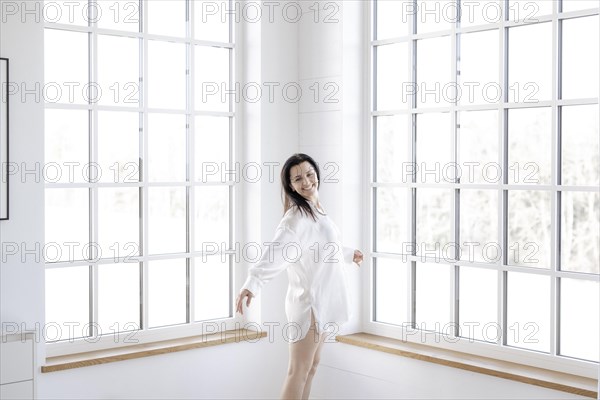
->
44, 0, 246, 357
365, 0, 600, 378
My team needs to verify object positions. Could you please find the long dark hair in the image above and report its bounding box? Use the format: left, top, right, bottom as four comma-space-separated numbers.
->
280, 153, 321, 222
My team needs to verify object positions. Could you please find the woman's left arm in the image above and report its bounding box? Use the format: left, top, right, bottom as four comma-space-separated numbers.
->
333, 218, 363, 266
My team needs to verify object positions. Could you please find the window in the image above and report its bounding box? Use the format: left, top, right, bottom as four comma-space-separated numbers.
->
44, 0, 236, 352
370, 0, 599, 374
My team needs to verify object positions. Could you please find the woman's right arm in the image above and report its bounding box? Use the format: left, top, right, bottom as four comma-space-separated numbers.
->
236, 224, 298, 314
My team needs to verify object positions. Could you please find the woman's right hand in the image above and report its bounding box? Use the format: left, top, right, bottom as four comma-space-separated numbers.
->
235, 289, 254, 315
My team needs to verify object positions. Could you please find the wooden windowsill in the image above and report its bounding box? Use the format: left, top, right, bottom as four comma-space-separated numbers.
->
42, 329, 267, 373
336, 333, 598, 399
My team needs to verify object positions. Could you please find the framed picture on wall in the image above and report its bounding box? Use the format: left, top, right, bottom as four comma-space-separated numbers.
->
0, 58, 8, 220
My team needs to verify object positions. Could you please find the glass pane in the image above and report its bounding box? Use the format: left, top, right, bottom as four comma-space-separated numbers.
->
45, 266, 90, 341
459, 29, 499, 105
98, 111, 140, 183
459, 267, 498, 342
148, 41, 186, 110
96, 0, 140, 32
458, 110, 499, 184
195, 186, 229, 252
561, 192, 600, 274
98, 263, 140, 335
44, 0, 88, 26
97, 35, 139, 107
562, 0, 599, 12
195, 46, 230, 112
416, 262, 452, 332
195, 0, 230, 42
508, 0, 553, 21
195, 116, 230, 182
417, 36, 451, 108
507, 272, 550, 353
45, 189, 89, 263
508, 190, 552, 268
416, 112, 452, 184
460, 0, 503, 27
44, 29, 89, 105
416, 188, 452, 258
148, 259, 187, 328
194, 256, 230, 321
98, 187, 140, 260
375, 115, 410, 183
375, 188, 411, 254
417, 0, 456, 34
148, 187, 187, 255
562, 16, 599, 99
148, 113, 187, 182
508, 107, 552, 185
147, 0, 186, 37
374, 258, 409, 325
376, 43, 409, 111
45, 109, 88, 184
376, 0, 410, 39
562, 105, 600, 186
460, 190, 499, 263
560, 278, 600, 362
508, 23, 552, 102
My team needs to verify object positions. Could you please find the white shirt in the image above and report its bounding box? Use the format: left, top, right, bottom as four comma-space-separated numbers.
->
241, 201, 356, 342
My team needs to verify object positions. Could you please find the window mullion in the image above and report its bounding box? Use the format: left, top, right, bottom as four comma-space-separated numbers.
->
136, 1, 144, 330
88, 0, 100, 340
498, 0, 509, 347
450, 1, 460, 338
368, 0, 376, 324
549, 0, 561, 358
187, 0, 195, 325
409, 1, 417, 328
227, 0, 236, 318
141, 0, 150, 332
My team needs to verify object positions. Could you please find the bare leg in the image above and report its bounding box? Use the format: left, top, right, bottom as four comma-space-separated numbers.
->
300, 334, 325, 400
280, 312, 324, 400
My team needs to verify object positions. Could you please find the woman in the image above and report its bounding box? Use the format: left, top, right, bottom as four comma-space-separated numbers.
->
236, 153, 363, 400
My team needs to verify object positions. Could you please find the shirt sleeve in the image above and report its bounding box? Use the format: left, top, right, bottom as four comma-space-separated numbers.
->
240, 224, 299, 297
342, 246, 355, 265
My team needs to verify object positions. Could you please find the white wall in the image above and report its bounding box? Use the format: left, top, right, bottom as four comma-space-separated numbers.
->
0, 1, 593, 399
37, 339, 284, 399
0, 2, 46, 398
0, 2, 46, 326
296, 0, 363, 336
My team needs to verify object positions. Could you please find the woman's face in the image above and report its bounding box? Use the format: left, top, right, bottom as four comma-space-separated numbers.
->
289, 161, 319, 201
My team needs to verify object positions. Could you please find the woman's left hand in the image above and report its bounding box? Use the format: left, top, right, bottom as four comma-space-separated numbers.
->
353, 250, 363, 266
